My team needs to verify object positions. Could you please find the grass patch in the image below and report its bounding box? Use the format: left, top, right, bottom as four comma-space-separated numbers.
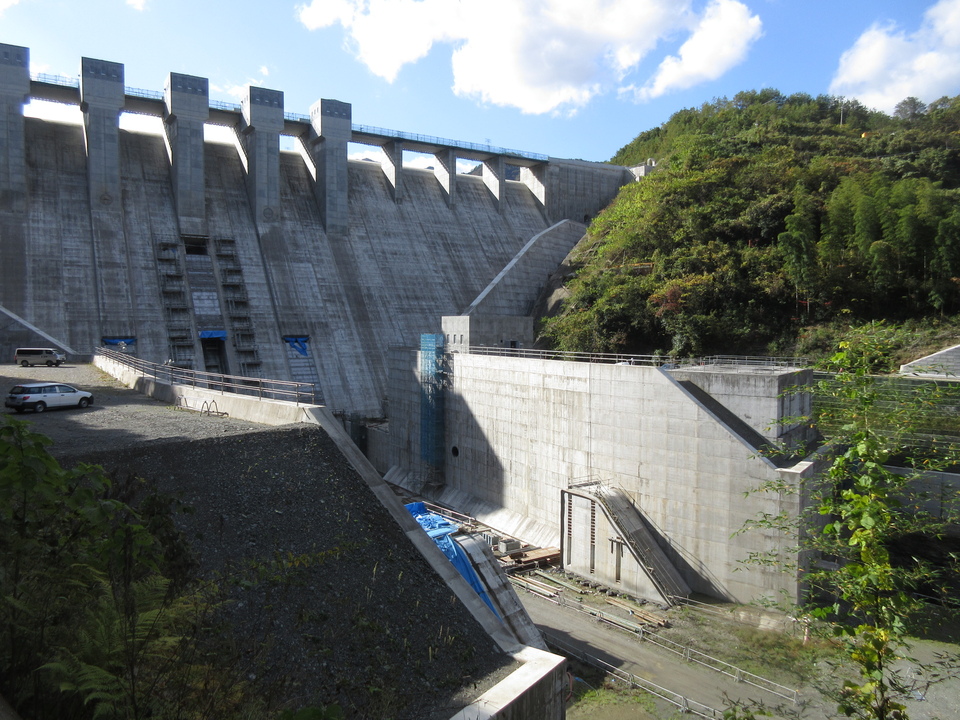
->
567, 683, 662, 720
565, 659, 663, 718
659, 607, 843, 688
722, 625, 837, 684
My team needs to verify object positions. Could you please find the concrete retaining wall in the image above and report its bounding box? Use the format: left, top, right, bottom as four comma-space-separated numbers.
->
451, 646, 566, 720
374, 352, 815, 604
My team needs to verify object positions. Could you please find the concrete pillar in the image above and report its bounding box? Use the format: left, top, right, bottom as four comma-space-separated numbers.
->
381, 139, 403, 202
164, 72, 209, 237
0, 43, 29, 322
0, 43, 29, 213
80, 57, 135, 341
80, 57, 124, 209
308, 98, 351, 237
433, 148, 457, 207
520, 163, 548, 219
482, 156, 504, 213
240, 86, 283, 229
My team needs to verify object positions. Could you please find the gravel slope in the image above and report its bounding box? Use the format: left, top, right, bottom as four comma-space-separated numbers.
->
2, 364, 518, 719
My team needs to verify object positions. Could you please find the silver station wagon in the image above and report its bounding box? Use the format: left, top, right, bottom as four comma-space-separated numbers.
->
5, 383, 94, 413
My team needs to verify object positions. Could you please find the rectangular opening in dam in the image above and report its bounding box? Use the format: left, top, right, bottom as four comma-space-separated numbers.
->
348, 142, 385, 164
25, 99, 81, 125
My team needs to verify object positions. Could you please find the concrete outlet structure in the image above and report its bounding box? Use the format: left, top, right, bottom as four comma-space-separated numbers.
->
372, 331, 821, 607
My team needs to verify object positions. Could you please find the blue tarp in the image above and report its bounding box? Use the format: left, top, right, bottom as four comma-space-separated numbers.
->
283, 336, 310, 357
406, 502, 499, 619
199, 330, 227, 340
102, 337, 136, 345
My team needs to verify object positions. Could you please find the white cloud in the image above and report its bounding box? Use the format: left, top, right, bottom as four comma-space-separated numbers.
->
295, 0, 762, 114
222, 82, 259, 101
0, 0, 22, 15
349, 145, 386, 164
298, 0, 459, 82
830, 0, 960, 111
213, 66, 272, 102
126, 0, 147, 10
625, 0, 762, 102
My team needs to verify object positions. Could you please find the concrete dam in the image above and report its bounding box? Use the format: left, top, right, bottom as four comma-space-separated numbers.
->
0, 43, 632, 417
2, 42, 844, 612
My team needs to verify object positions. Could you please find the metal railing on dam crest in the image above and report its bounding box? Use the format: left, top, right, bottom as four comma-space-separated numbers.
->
30, 71, 549, 162
465, 346, 809, 370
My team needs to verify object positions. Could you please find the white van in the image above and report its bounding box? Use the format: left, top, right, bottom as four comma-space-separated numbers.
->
14, 348, 65, 367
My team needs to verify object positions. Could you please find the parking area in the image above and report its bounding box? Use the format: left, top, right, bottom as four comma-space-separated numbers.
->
1, 363, 268, 458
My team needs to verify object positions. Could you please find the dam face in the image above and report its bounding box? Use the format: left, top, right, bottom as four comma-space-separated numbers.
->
0, 44, 632, 417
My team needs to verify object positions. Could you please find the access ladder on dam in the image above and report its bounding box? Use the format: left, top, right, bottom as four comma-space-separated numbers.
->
591, 486, 691, 606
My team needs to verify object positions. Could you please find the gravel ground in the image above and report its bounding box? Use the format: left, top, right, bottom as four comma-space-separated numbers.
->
1, 364, 518, 719
1, 363, 267, 454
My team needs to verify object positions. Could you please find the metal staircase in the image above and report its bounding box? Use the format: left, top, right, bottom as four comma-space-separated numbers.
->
156, 239, 196, 368
214, 237, 262, 378
591, 485, 691, 606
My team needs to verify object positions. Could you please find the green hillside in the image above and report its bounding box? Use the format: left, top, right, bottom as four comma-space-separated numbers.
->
542, 89, 960, 361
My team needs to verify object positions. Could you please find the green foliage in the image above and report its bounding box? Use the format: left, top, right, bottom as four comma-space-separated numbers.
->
0, 417, 260, 720
743, 327, 960, 719
546, 90, 960, 356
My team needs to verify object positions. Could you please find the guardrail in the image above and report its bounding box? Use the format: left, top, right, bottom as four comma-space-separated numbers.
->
467, 346, 808, 369
514, 581, 800, 705
95, 347, 317, 405
351, 123, 549, 161
681, 354, 809, 369
468, 347, 682, 365
31, 72, 79, 88
542, 630, 723, 718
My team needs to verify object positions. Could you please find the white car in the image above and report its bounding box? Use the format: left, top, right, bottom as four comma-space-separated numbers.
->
5, 383, 94, 413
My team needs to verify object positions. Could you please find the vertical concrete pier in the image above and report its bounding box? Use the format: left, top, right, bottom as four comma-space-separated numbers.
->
0, 43, 28, 213
80, 57, 132, 339
433, 148, 457, 207
309, 98, 351, 236
0, 43, 29, 324
381, 139, 403, 202
482, 156, 505, 213
520, 164, 547, 218
240, 86, 284, 231
81, 57, 124, 207
164, 72, 209, 237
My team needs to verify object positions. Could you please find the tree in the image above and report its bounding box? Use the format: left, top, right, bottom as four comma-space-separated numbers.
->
0, 417, 258, 720
894, 97, 927, 121
743, 326, 960, 719
810, 340, 960, 717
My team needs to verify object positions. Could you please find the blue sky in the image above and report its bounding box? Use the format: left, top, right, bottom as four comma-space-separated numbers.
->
2, 0, 958, 164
